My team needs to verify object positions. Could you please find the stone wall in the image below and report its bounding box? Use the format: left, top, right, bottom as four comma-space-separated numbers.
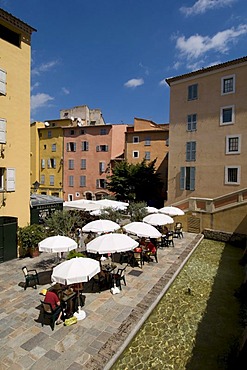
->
203, 228, 247, 245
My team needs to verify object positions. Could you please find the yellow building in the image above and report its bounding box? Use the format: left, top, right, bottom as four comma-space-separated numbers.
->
0, 9, 36, 228
166, 56, 247, 234
125, 117, 169, 206
31, 121, 65, 198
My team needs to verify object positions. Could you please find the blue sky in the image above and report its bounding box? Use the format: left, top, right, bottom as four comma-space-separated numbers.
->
1, 0, 247, 124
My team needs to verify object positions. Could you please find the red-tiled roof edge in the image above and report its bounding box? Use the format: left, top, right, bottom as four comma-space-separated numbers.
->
166, 55, 247, 85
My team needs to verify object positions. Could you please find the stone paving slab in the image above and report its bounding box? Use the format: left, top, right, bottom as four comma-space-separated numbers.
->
0, 232, 203, 369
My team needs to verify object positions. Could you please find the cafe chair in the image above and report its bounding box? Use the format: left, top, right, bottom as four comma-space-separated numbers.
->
40, 300, 63, 331
149, 248, 158, 263
167, 232, 174, 247
111, 265, 127, 290
22, 266, 39, 290
133, 251, 144, 268
174, 222, 183, 238
92, 273, 106, 292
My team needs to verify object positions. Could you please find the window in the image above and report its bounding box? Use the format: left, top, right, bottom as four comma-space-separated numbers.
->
96, 179, 107, 188
68, 159, 74, 169
187, 114, 197, 131
81, 159, 86, 169
80, 129, 85, 135
81, 141, 89, 151
67, 142, 76, 152
145, 152, 151, 160
41, 159, 45, 169
226, 135, 241, 154
48, 159, 56, 168
43, 145, 46, 150
69, 175, 74, 187
99, 162, 105, 173
40, 175, 45, 185
0, 69, 7, 95
188, 84, 198, 100
70, 129, 75, 135
47, 131, 52, 138
52, 144, 56, 152
96, 145, 108, 152
133, 136, 139, 143
80, 176, 86, 187
221, 75, 235, 95
90, 120, 96, 125
180, 167, 195, 190
133, 151, 139, 158
220, 106, 234, 125
0, 118, 6, 143
225, 166, 240, 185
50, 175, 54, 186
100, 128, 107, 135
145, 137, 151, 146
186, 142, 196, 161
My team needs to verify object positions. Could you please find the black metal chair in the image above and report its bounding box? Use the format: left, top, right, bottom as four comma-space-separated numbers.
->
92, 273, 106, 292
111, 265, 127, 290
40, 301, 63, 331
22, 266, 39, 290
133, 251, 144, 268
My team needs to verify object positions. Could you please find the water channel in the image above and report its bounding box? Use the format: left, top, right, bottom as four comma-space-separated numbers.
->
111, 239, 245, 370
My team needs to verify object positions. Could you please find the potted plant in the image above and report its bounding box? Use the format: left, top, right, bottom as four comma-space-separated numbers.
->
18, 224, 45, 257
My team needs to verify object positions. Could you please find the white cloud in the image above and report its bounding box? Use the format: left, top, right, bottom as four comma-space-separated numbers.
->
139, 62, 149, 76
62, 87, 70, 95
175, 25, 247, 60
124, 78, 144, 88
32, 60, 59, 76
31, 82, 40, 91
31, 93, 54, 111
159, 78, 167, 86
180, 0, 236, 16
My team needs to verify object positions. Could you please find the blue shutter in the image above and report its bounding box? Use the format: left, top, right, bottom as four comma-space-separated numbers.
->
180, 167, 185, 190
190, 167, 195, 190
187, 115, 191, 131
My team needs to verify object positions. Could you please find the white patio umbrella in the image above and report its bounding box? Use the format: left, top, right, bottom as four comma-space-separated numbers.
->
51, 257, 101, 285
86, 233, 138, 254
38, 235, 77, 253
123, 222, 162, 239
145, 206, 159, 214
159, 206, 185, 216
82, 219, 120, 233
143, 213, 174, 226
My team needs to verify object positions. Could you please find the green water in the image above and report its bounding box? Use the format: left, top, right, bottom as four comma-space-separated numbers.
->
111, 239, 245, 370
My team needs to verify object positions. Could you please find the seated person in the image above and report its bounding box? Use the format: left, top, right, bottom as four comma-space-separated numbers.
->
44, 289, 63, 325
162, 226, 169, 235
144, 240, 156, 262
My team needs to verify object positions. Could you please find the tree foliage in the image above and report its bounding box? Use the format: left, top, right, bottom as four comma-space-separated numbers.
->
44, 210, 82, 237
107, 159, 163, 204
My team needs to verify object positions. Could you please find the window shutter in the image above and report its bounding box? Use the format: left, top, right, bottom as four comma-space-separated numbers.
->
186, 143, 190, 161
191, 142, 196, 161
6, 168, 15, 191
187, 116, 191, 131
96, 179, 100, 188
67, 143, 70, 152
0, 69, 7, 95
180, 167, 185, 190
0, 119, 6, 144
53, 159, 56, 168
190, 167, 195, 190
96, 145, 99, 152
41, 159, 45, 169
86, 142, 89, 151
74, 143, 76, 152
47, 159, 51, 168
106, 145, 109, 152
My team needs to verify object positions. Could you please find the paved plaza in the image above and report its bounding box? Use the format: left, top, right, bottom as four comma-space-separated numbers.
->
0, 232, 203, 370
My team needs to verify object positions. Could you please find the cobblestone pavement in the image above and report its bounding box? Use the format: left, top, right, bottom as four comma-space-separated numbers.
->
0, 232, 203, 370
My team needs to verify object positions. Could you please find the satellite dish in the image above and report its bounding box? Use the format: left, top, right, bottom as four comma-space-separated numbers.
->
44, 121, 50, 127
77, 118, 82, 123
77, 122, 83, 127
70, 116, 75, 121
